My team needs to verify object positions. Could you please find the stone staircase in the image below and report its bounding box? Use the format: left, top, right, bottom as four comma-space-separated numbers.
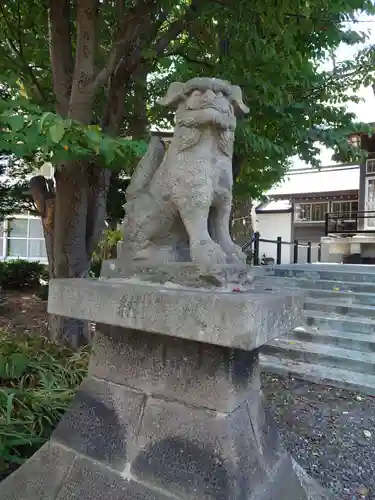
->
259, 264, 375, 395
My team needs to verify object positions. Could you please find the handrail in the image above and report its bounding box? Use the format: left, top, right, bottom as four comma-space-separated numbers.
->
325, 211, 375, 235
241, 232, 321, 265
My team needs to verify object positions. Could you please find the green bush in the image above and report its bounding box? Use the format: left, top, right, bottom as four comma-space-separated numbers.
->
90, 228, 122, 278
35, 283, 49, 301
91, 228, 122, 263
0, 260, 48, 290
0, 331, 89, 477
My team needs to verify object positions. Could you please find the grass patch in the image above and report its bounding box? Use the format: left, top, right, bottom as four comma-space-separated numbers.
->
0, 331, 89, 476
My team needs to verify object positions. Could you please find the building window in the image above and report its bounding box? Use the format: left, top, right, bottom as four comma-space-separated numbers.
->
6, 216, 47, 260
294, 202, 329, 222
366, 159, 375, 174
331, 200, 359, 218
348, 134, 361, 148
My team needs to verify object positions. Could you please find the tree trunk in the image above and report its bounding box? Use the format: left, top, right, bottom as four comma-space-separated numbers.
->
40, 0, 202, 348
230, 153, 252, 244
30, 158, 110, 348
50, 160, 110, 347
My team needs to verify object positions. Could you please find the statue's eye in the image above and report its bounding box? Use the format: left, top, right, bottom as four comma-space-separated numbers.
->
216, 91, 223, 97
191, 90, 201, 97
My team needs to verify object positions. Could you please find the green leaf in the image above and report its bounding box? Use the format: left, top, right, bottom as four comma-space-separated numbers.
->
85, 129, 102, 144
5, 393, 15, 423
49, 122, 66, 143
0, 355, 7, 379
39, 112, 56, 132
7, 115, 25, 132
8, 353, 29, 378
141, 47, 158, 59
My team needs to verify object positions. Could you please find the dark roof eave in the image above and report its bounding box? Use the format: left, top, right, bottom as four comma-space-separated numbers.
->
255, 208, 292, 214
271, 189, 358, 199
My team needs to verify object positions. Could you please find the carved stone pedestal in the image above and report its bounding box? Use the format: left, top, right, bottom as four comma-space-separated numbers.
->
0, 278, 332, 499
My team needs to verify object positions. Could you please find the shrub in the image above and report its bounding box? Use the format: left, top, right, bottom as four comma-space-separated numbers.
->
35, 282, 49, 301
90, 228, 122, 277
91, 228, 122, 263
89, 260, 102, 278
0, 260, 48, 290
0, 331, 89, 478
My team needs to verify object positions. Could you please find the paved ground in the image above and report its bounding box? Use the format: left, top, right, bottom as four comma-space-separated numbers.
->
262, 373, 375, 500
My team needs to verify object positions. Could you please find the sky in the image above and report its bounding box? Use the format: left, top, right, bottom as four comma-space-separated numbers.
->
291, 14, 375, 169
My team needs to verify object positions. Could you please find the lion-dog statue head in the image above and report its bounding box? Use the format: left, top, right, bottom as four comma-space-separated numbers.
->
157, 77, 249, 157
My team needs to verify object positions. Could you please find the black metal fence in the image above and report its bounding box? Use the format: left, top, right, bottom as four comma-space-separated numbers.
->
242, 232, 321, 266
325, 211, 375, 235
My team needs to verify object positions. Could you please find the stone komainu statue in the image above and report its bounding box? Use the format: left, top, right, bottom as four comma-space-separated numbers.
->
121, 77, 249, 268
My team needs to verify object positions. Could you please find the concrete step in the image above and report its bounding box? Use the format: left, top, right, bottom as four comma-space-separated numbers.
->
266, 264, 375, 283
304, 297, 375, 320
269, 263, 375, 273
302, 288, 375, 306
262, 338, 375, 375
304, 309, 375, 335
285, 277, 375, 294
260, 354, 375, 396
293, 325, 375, 352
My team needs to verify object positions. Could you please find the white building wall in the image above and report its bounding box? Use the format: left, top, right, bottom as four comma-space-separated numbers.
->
0, 160, 53, 264
252, 212, 292, 264
0, 214, 47, 263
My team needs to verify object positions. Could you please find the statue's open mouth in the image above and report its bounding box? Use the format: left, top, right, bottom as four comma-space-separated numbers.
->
200, 104, 229, 114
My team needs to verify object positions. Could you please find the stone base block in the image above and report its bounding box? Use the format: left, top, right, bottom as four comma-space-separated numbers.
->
0, 441, 328, 500
0, 440, 172, 500
0, 326, 333, 499
47, 277, 303, 351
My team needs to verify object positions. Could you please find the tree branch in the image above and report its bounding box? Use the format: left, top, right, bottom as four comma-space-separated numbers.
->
0, 2, 19, 43
16, 0, 23, 56
0, 3, 49, 104
92, 0, 158, 90
210, 0, 230, 4
100, 0, 214, 134
48, 0, 74, 116
151, 0, 216, 60
69, 0, 99, 122
164, 50, 215, 68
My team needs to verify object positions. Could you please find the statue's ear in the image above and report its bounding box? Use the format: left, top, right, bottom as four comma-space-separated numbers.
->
230, 85, 249, 116
157, 82, 185, 109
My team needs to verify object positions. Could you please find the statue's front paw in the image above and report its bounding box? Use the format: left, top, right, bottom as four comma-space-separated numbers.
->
191, 240, 227, 267
227, 244, 247, 263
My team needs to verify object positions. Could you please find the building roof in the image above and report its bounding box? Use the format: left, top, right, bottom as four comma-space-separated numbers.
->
267, 165, 360, 197
255, 199, 291, 213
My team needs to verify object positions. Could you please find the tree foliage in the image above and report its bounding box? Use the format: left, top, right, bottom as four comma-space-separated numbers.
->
0, 97, 145, 169
0, 1, 374, 200
148, 1, 375, 197
0, 0, 374, 345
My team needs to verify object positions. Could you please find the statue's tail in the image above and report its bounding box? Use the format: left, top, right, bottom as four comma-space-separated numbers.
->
126, 136, 165, 200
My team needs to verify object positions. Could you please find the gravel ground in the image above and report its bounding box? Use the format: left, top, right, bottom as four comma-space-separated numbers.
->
262, 373, 375, 500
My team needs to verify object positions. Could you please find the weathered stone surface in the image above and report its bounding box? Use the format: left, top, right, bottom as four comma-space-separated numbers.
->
55, 455, 170, 500
48, 278, 303, 350
0, 441, 75, 500
101, 260, 264, 286
53, 377, 144, 470
120, 77, 249, 268
90, 325, 261, 411
132, 397, 269, 499
252, 454, 332, 500
247, 391, 281, 470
